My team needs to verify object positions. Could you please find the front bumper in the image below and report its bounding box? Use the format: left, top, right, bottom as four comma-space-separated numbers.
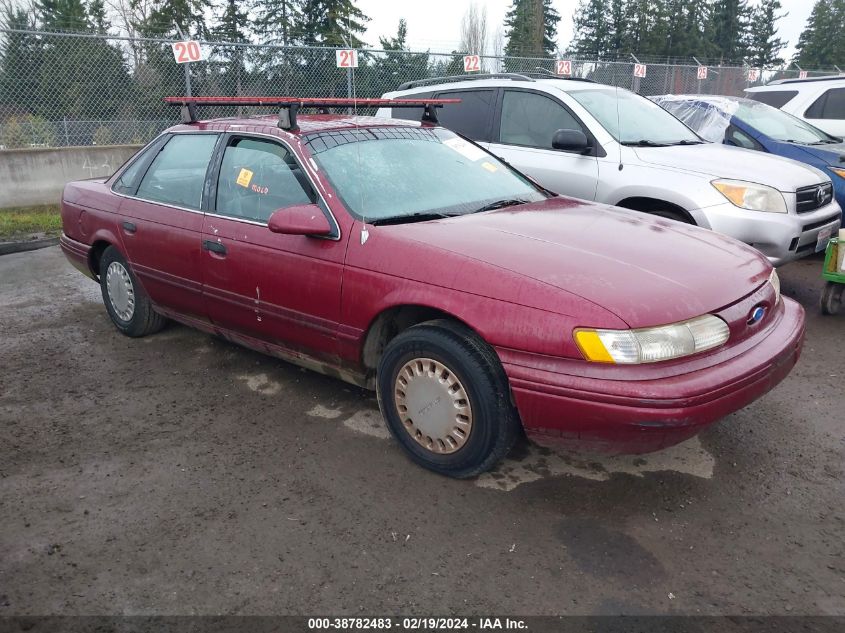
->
695, 200, 841, 266
500, 297, 805, 454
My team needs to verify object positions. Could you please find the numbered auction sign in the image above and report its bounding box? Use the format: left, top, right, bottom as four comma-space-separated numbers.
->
633, 63, 647, 78
171, 40, 203, 64
697, 66, 708, 80
463, 55, 481, 73
799, 70, 808, 79
555, 60, 572, 76
336, 49, 358, 68
748, 68, 760, 82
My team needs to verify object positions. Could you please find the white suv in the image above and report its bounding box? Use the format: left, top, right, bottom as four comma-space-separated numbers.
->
381, 74, 841, 266
746, 76, 845, 137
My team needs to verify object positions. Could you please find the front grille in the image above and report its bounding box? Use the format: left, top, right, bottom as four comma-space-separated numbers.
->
796, 182, 834, 213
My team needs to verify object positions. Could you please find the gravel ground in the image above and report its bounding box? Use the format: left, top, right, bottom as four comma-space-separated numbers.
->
0, 246, 843, 616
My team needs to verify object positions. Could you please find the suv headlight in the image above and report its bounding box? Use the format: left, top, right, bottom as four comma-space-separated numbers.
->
574, 314, 730, 364
712, 179, 787, 213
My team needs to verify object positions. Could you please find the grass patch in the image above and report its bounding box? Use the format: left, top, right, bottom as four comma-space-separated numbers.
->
0, 204, 61, 239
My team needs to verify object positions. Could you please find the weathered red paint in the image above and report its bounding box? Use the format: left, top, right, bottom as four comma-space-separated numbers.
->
60, 115, 805, 454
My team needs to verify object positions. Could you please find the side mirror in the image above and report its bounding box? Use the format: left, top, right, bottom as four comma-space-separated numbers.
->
268, 203, 333, 237
552, 129, 591, 153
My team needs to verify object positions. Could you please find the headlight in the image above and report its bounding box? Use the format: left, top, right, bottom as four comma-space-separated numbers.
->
574, 314, 730, 364
830, 167, 845, 179
712, 179, 787, 213
769, 268, 780, 304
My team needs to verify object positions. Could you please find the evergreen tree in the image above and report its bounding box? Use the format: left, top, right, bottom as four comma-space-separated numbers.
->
258, 0, 302, 46
570, 0, 611, 57
0, 1, 43, 114
298, 0, 369, 48
747, 0, 786, 67
503, 0, 560, 58
133, 0, 209, 38
794, 0, 845, 69
38, 0, 90, 31
707, 0, 751, 63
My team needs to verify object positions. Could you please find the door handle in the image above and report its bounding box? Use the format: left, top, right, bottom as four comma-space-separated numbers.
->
203, 239, 227, 255
122, 221, 136, 234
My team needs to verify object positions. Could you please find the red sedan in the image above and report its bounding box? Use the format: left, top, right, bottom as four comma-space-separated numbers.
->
60, 97, 805, 478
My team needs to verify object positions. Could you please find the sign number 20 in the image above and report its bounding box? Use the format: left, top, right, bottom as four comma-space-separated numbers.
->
171, 40, 202, 64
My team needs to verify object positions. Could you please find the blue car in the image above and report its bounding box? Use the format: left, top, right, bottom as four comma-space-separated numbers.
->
652, 94, 845, 210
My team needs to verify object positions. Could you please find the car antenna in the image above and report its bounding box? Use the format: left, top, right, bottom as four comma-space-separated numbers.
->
616, 86, 623, 171
342, 32, 368, 245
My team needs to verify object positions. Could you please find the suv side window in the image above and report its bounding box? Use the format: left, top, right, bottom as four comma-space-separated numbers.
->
136, 134, 219, 209
215, 137, 316, 223
806, 88, 845, 120
726, 125, 762, 150
499, 90, 586, 150
432, 89, 495, 141
749, 90, 797, 109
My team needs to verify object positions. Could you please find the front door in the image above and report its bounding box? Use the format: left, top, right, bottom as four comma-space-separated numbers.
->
486, 89, 600, 200
117, 132, 220, 321
201, 135, 346, 361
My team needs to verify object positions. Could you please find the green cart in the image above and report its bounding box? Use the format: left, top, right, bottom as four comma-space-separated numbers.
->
822, 237, 845, 315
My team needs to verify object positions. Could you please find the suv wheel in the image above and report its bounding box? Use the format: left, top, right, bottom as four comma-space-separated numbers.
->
376, 320, 520, 478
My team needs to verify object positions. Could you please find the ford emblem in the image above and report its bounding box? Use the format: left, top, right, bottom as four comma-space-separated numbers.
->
747, 305, 766, 325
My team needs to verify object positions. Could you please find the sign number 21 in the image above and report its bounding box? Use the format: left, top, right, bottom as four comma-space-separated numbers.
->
336, 50, 359, 68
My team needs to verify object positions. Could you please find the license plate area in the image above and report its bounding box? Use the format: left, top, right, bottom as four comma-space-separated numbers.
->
816, 227, 833, 253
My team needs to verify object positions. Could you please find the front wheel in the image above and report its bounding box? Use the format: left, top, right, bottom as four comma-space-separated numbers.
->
821, 281, 844, 316
376, 320, 520, 478
99, 246, 166, 337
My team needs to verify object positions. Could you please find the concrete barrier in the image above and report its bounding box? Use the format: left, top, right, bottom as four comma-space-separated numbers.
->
0, 145, 142, 209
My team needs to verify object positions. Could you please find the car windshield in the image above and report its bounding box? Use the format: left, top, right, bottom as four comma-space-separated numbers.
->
733, 100, 835, 144
304, 126, 546, 223
570, 88, 701, 145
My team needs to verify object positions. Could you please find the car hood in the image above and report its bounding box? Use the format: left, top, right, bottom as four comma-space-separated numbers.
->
383, 198, 771, 328
633, 143, 829, 191
787, 140, 845, 167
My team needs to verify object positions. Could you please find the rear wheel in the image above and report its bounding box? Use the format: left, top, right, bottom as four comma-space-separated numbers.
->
376, 320, 520, 478
821, 281, 844, 316
99, 246, 166, 337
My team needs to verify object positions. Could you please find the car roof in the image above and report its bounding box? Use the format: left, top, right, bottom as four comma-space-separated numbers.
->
388, 75, 619, 97
654, 94, 758, 109
746, 76, 845, 92
167, 114, 425, 137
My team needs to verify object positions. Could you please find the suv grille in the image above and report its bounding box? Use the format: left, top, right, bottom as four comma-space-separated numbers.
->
796, 182, 834, 213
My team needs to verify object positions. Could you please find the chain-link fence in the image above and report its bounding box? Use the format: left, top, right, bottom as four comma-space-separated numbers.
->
1, 28, 840, 149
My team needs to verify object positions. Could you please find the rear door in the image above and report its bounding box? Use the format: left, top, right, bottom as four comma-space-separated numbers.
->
201, 134, 346, 361
116, 132, 220, 322
487, 89, 599, 200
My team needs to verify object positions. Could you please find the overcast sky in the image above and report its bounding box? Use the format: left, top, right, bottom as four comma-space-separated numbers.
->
356, 0, 812, 64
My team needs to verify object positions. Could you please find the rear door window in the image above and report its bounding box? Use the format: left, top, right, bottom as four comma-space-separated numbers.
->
214, 137, 316, 223
431, 89, 496, 141
135, 134, 219, 209
748, 90, 798, 109
499, 90, 586, 150
806, 88, 845, 120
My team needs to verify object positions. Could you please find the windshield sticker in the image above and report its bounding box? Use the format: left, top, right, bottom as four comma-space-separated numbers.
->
481, 161, 498, 173
443, 137, 486, 162
236, 168, 254, 187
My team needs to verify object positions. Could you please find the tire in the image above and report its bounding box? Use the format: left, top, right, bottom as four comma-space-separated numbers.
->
99, 245, 166, 337
648, 209, 691, 223
376, 319, 520, 478
821, 281, 844, 316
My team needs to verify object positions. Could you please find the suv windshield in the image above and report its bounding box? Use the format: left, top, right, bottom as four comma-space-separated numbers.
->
733, 100, 835, 144
304, 127, 546, 223
570, 88, 701, 145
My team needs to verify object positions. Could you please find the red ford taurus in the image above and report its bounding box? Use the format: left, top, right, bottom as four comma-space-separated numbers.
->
60, 97, 805, 478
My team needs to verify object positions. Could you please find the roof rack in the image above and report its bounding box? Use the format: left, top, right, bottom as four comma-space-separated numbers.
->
766, 75, 845, 86
521, 69, 597, 83
163, 96, 461, 131
396, 73, 535, 91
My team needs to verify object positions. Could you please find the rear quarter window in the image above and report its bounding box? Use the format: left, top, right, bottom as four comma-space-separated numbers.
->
432, 89, 496, 141
749, 90, 798, 109
806, 88, 845, 120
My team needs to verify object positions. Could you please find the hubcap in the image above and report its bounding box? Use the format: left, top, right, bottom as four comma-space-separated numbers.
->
393, 358, 472, 454
106, 261, 135, 322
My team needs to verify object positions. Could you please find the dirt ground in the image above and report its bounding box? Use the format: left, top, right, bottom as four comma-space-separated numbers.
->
1, 246, 843, 616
